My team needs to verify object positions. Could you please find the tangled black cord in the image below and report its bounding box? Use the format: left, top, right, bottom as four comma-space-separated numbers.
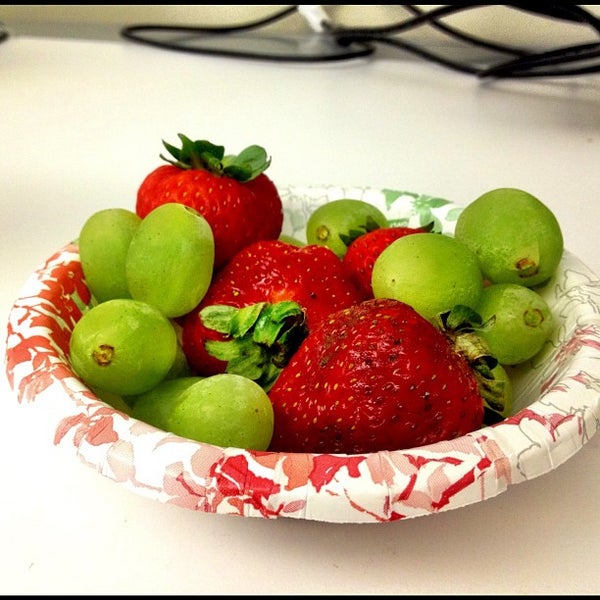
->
120, 4, 600, 78
121, 6, 374, 63
332, 4, 600, 78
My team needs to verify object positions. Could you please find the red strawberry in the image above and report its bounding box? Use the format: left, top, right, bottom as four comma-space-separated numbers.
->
267, 297, 488, 455
136, 135, 283, 269
343, 224, 433, 298
181, 239, 363, 378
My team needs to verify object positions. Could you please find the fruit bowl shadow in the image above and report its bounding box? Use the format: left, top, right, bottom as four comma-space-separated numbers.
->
5, 185, 600, 524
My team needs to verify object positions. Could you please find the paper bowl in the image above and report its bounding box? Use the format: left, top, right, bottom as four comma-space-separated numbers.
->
5, 185, 600, 524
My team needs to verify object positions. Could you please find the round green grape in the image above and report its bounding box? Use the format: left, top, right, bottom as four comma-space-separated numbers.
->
454, 188, 563, 287
128, 376, 203, 430
126, 203, 215, 318
306, 199, 388, 258
167, 373, 274, 450
278, 234, 305, 247
475, 283, 554, 365
78, 208, 141, 303
164, 341, 193, 380
69, 298, 178, 395
89, 385, 132, 415
371, 232, 484, 321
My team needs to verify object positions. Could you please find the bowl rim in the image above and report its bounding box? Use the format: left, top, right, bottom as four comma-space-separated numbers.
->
5, 184, 600, 524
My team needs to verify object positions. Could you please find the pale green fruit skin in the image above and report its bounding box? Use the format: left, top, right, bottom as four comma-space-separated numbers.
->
128, 376, 203, 430
167, 374, 274, 450
371, 233, 484, 321
454, 188, 564, 287
278, 234, 305, 247
126, 203, 215, 318
69, 298, 178, 396
306, 199, 388, 258
475, 283, 554, 365
164, 341, 193, 380
78, 208, 141, 303
89, 385, 132, 415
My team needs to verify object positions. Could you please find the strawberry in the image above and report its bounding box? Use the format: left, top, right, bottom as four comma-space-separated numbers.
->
136, 135, 283, 269
267, 297, 490, 455
180, 239, 363, 379
343, 224, 433, 298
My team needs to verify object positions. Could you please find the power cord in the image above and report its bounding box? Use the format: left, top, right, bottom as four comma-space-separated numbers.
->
120, 4, 600, 78
120, 6, 374, 62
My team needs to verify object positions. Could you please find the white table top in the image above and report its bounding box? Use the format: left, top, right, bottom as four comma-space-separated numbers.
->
2, 34, 599, 595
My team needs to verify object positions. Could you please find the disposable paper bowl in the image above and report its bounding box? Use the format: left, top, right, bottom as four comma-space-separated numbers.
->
5, 185, 600, 523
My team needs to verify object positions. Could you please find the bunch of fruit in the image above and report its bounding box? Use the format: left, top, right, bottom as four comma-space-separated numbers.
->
68, 134, 563, 455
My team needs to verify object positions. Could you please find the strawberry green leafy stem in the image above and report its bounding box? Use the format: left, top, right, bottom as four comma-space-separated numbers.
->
161, 134, 271, 182
338, 216, 382, 248
200, 301, 308, 391
436, 304, 509, 425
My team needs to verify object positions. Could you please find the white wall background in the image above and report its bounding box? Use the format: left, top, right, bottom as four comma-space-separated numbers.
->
2, 5, 600, 49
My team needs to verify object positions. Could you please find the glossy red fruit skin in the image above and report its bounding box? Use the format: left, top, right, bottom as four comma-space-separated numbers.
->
342, 225, 431, 298
181, 239, 364, 376
136, 165, 283, 269
267, 297, 484, 455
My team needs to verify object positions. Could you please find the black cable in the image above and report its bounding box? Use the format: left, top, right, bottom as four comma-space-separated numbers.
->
120, 5, 375, 62
506, 3, 600, 28
475, 3, 600, 76
334, 4, 600, 78
480, 42, 600, 78
333, 4, 530, 76
402, 4, 529, 58
332, 3, 488, 37
122, 5, 299, 37
119, 4, 600, 78
346, 33, 482, 76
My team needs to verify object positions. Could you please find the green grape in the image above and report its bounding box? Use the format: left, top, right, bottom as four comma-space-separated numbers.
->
126, 202, 215, 318
164, 341, 193, 380
371, 232, 484, 321
167, 373, 274, 450
454, 188, 564, 287
69, 298, 178, 396
278, 234, 305, 247
78, 208, 141, 302
475, 283, 554, 365
128, 376, 203, 430
306, 199, 388, 258
89, 385, 132, 415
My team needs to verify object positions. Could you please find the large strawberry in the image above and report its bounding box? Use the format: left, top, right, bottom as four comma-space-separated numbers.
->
343, 224, 433, 298
136, 135, 283, 269
180, 239, 363, 381
267, 297, 500, 455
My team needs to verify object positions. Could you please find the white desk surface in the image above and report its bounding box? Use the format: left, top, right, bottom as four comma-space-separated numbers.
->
1, 34, 599, 595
